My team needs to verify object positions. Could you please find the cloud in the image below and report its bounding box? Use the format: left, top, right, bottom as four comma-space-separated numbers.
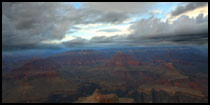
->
2, 43, 64, 51
128, 14, 208, 45
61, 6, 130, 25
90, 35, 120, 43
2, 2, 208, 51
83, 2, 157, 14
2, 2, 73, 51
70, 13, 208, 47
171, 2, 208, 16
144, 34, 208, 45
2, 2, 130, 51
95, 12, 129, 24
149, 9, 162, 15
196, 14, 208, 24
97, 29, 121, 32
62, 37, 88, 47
62, 35, 129, 48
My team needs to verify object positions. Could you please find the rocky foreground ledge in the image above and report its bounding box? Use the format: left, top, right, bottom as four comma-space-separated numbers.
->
74, 89, 135, 103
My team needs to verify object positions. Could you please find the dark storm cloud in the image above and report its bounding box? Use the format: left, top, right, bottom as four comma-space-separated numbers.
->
2, 2, 130, 51
91, 35, 120, 43
2, 2, 69, 51
65, 9, 129, 24
144, 34, 208, 45
2, 2, 208, 51
2, 43, 64, 51
171, 2, 208, 16
62, 37, 88, 47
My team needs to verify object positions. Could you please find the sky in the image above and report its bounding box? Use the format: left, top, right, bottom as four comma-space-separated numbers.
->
2, 2, 208, 52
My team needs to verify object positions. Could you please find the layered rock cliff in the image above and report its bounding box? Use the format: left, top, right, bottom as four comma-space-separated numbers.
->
74, 89, 135, 103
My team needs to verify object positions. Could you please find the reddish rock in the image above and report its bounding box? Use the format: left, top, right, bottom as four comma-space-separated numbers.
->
106, 52, 140, 67
164, 62, 175, 70
140, 61, 147, 65
74, 89, 135, 103
189, 83, 199, 88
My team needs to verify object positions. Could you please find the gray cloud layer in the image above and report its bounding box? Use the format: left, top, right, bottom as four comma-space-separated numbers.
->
171, 2, 208, 16
97, 29, 121, 32
2, 3, 69, 50
2, 2, 130, 51
83, 2, 157, 14
63, 13, 208, 47
128, 14, 208, 45
2, 2, 208, 51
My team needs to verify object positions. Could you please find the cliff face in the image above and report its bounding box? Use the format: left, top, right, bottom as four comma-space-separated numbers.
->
106, 52, 140, 67
128, 88, 208, 103
74, 89, 135, 103
3, 59, 60, 80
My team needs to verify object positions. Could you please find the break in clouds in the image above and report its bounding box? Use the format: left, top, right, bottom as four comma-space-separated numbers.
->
2, 2, 208, 51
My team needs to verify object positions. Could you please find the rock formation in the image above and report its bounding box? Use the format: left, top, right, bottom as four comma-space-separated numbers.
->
74, 89, 135, 103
